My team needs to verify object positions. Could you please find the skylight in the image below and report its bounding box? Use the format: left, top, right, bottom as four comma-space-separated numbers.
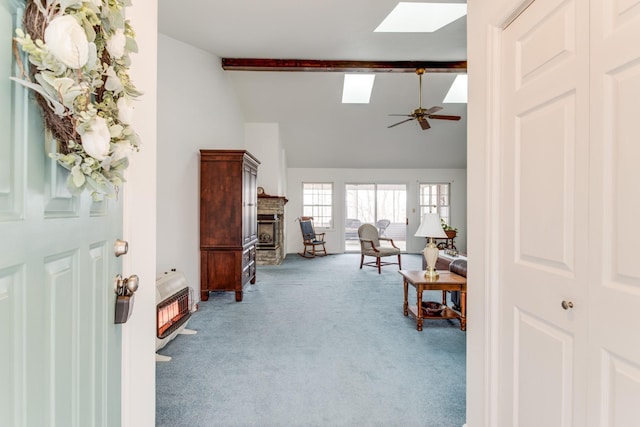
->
374, 2, 467, 33
443, 75, 467, 103
342, 74, 376, 104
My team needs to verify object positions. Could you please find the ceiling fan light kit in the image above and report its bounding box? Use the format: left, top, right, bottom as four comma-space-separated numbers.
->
388, 68, 462, 130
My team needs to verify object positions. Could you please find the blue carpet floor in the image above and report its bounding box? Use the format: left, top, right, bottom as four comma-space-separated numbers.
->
156, 253, 466, 427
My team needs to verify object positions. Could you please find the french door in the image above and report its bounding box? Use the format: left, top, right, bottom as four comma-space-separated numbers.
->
344, 183, 406, 251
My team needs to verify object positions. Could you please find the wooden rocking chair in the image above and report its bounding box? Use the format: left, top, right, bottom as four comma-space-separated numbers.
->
298, 216, 327, 258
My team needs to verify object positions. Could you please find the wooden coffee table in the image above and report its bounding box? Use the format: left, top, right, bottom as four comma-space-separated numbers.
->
399, 270, 467, 331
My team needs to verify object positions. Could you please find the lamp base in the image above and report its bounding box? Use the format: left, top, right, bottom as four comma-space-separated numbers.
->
422, 238, 441, 280
423, 268, 439, 280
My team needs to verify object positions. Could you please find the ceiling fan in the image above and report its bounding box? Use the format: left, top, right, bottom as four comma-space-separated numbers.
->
388, 68, 462, 130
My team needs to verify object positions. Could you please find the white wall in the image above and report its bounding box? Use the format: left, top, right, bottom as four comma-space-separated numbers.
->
156, 34, 246, 297
245, 122, 286, 195
286, 168, 467, 255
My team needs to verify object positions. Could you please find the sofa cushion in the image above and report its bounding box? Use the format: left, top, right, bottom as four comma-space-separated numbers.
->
449, 259, 467, 278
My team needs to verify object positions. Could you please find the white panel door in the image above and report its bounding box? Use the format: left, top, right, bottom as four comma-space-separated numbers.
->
0, 1, 123, 426
588, 0, 640, 425
499, 0, 590, 425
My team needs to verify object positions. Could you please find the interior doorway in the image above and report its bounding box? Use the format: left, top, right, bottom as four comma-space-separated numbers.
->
344, 183, 407, 252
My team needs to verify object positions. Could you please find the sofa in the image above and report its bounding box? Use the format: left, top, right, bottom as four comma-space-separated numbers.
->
448, 258, 467, 311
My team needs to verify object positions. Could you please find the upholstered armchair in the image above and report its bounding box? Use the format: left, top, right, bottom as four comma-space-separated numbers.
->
375, 219, 391, 236
358, 223, 401, 274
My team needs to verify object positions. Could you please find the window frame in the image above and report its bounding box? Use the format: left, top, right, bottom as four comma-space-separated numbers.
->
301, 182, 334, 229
418, 182, 452, 226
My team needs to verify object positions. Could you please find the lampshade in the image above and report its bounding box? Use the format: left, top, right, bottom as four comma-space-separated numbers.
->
415, 213, 447, 238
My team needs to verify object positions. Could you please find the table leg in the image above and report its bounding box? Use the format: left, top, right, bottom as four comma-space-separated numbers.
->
403, 279, 408, 316
460, 290, 467, 331
441, 290, 447, 305
416, 287, 423, 331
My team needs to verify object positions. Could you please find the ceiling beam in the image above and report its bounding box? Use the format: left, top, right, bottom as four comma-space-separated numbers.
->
221, 58, 467, 73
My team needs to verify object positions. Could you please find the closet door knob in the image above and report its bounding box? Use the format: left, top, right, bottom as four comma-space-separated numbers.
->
561, 300, 574, 310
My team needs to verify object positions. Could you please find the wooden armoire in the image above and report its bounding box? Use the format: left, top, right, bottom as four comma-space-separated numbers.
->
199, 150, 260, 302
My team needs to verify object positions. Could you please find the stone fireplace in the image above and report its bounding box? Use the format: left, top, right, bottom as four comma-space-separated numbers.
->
257, 196, 287, 265
258, 214, 279, 248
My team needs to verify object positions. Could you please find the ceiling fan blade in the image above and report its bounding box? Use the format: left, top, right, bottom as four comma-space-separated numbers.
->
387, 117, 415, 128
424, 106, 443, 115
428, 114, 462, 121
418, 117, 431, 130
386, 70, 463, 130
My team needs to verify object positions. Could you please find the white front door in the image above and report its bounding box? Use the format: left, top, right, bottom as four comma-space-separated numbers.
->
497, 0, 640, 425
0, 2, 123, 426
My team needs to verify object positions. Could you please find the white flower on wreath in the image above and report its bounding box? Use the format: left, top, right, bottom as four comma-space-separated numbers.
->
111, 141, 133, 162
107, 28, 127, 59
80, 116, 111, 161
87, 42, 98, 69
44, 15, 88, 69
117, 96, 134, 125
104, 66, 123, 93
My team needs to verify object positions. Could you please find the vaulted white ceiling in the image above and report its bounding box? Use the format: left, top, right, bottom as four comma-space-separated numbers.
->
158, 0, 467, 169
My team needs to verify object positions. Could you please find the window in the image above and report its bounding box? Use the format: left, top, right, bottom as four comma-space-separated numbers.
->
302, 183, 333, 228
419, 183, 451, 225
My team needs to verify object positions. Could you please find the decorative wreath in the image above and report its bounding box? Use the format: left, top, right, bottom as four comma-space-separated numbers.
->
12, 0, 141, 199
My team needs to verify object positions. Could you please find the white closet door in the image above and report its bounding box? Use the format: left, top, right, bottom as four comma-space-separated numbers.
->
498, 0, 590, 425
587, 0, 640, 425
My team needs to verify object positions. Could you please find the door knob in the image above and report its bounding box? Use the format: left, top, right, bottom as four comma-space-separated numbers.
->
561, 300, 574, 310
114, 274, 123, 294
125, 275, 139, 293
114, 274, 140, 295
113, 274, 139, 324
114, 239, 129, 257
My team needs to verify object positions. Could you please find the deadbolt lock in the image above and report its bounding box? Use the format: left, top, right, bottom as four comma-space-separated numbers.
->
114, 239, 129, 257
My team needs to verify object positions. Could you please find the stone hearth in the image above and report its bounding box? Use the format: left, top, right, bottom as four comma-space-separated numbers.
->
257, 196, 287, 265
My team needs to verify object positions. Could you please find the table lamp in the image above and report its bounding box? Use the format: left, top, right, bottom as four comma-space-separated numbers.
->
414, 213, 447, 279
